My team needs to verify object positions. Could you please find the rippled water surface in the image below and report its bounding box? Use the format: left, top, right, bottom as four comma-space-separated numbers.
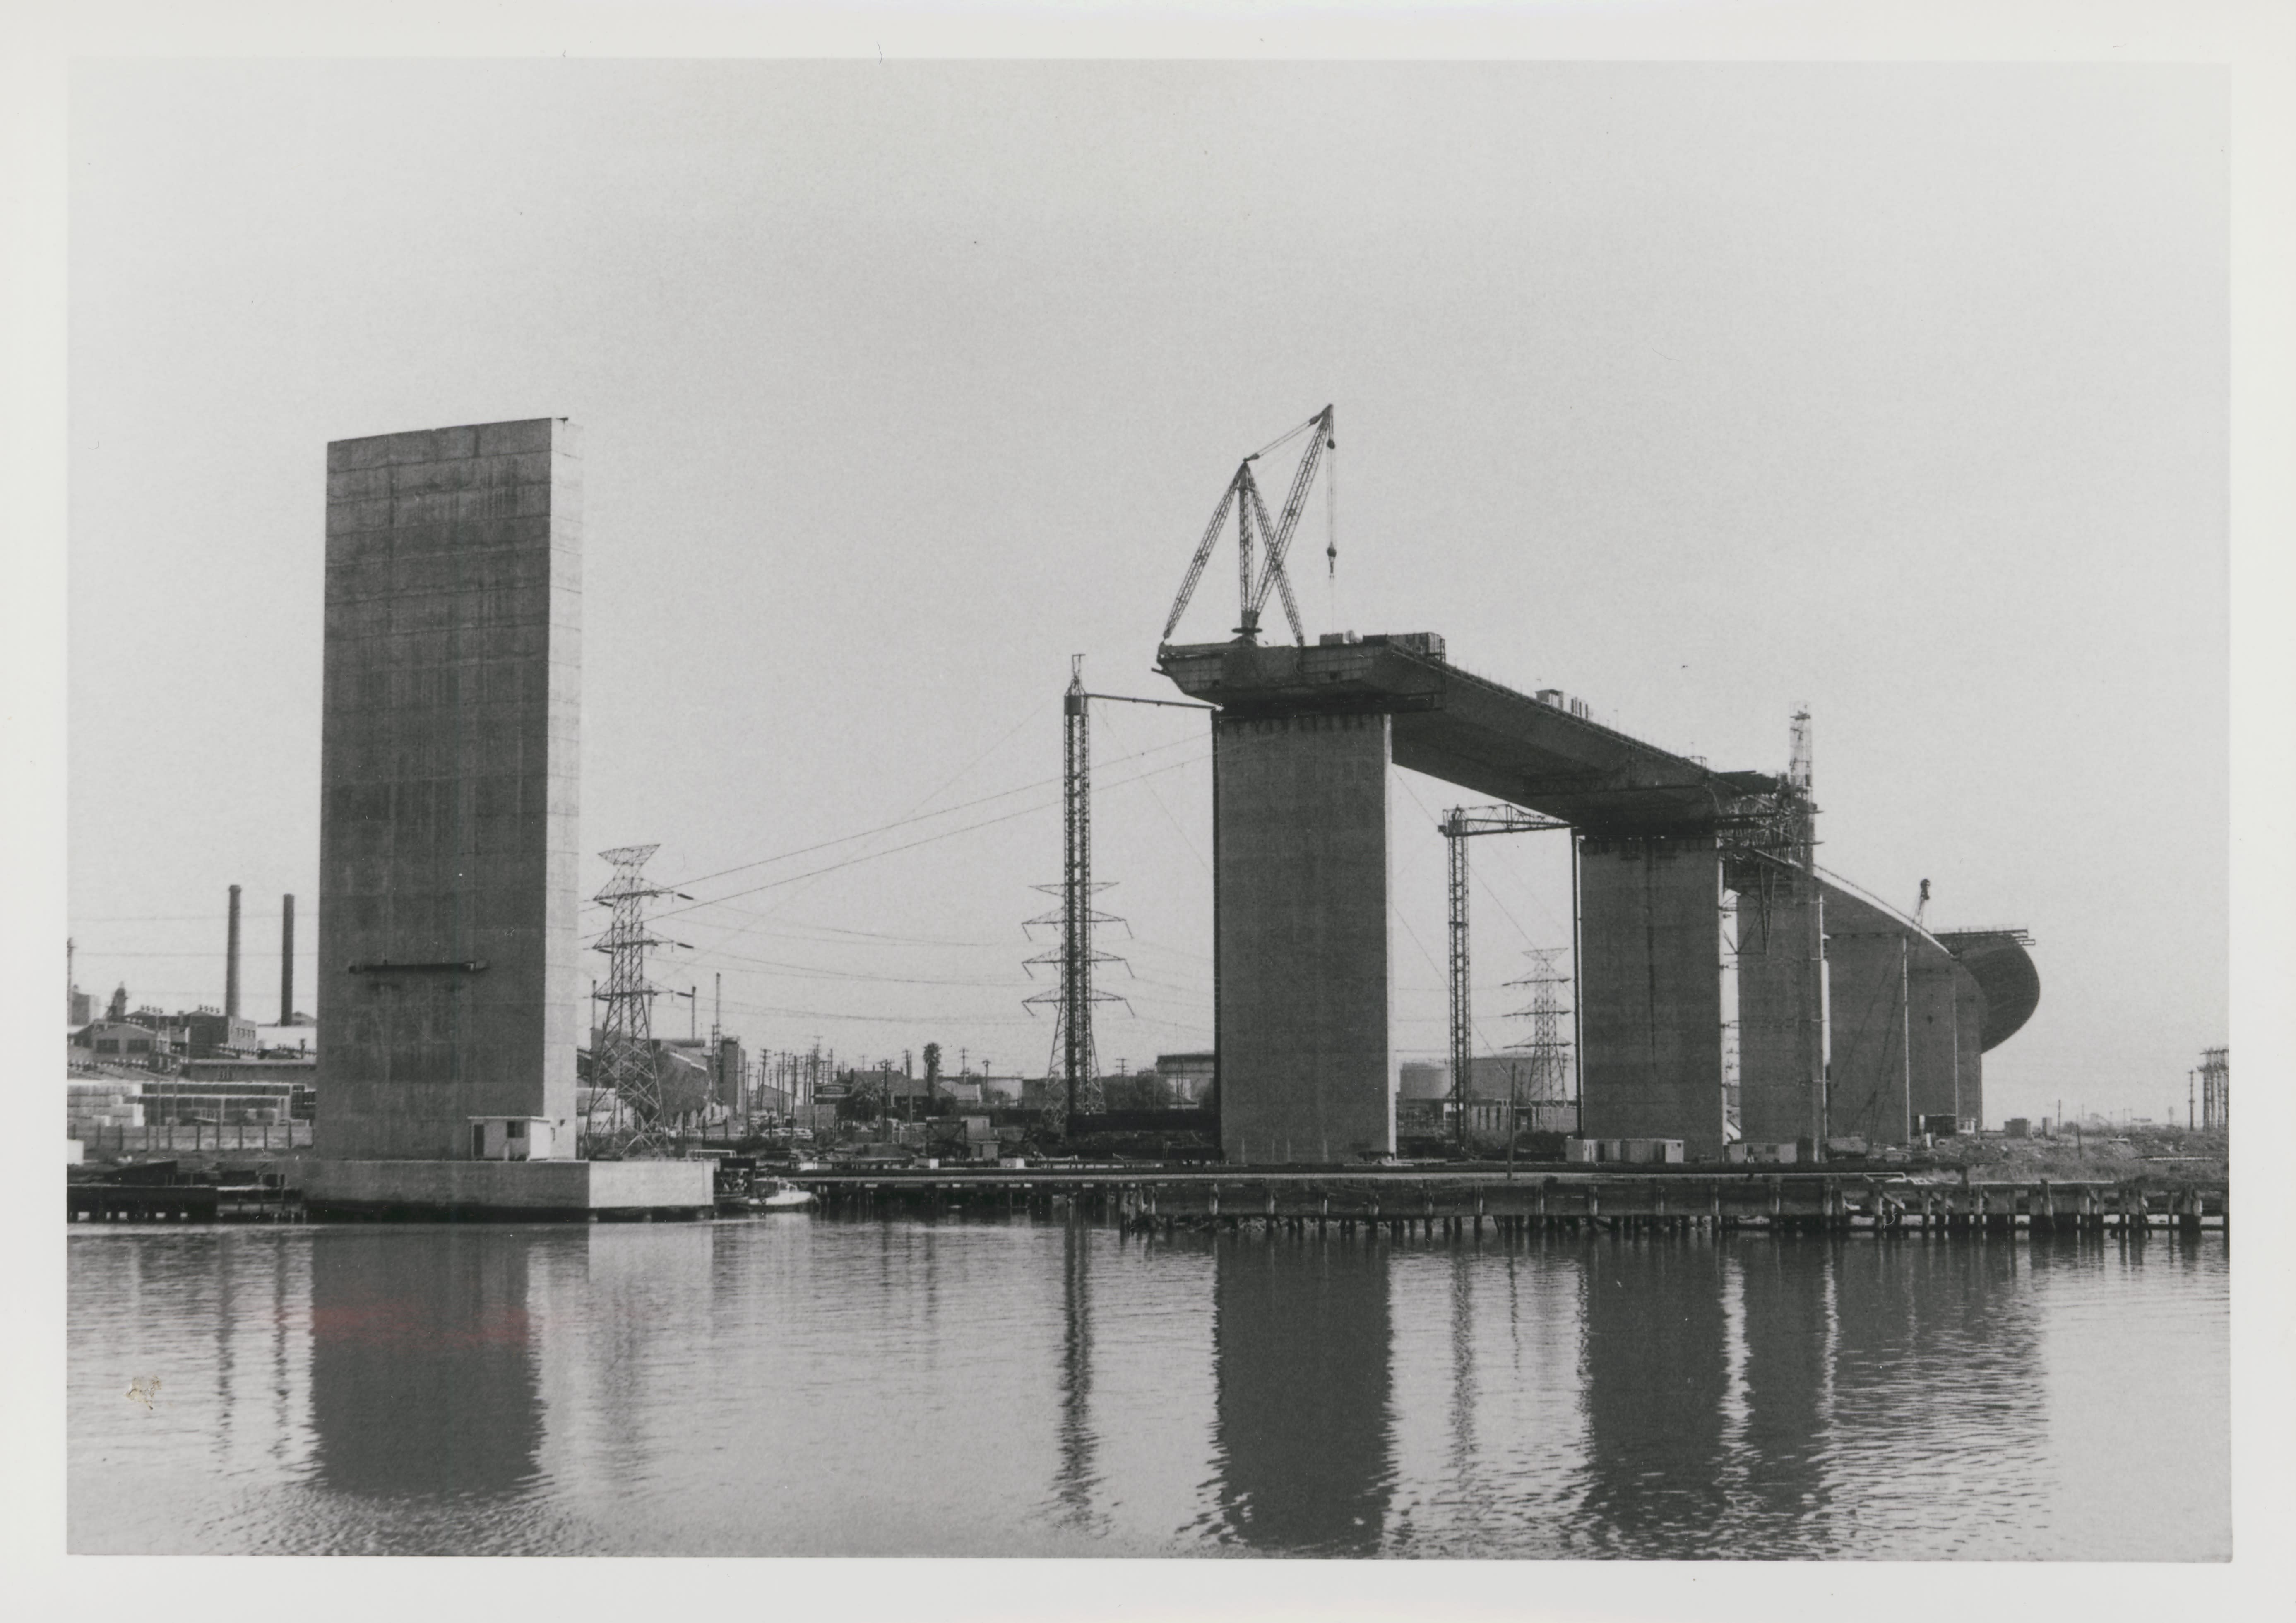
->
67, 1218, 2228, 1557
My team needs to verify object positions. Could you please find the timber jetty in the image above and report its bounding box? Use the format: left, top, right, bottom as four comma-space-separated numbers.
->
793, 1167, 2227, 1238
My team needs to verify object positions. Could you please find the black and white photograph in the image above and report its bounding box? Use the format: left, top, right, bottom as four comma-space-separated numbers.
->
10, 1, 2292, 1609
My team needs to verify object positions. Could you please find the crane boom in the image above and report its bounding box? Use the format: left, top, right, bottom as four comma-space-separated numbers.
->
1243, 474, 1306, 645
1161, 470, 1243, 642
1160, 406, 1335, 647
1248, 405, 1333, 621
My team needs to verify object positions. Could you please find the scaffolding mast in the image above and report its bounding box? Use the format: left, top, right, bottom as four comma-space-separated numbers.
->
1026, 657, 1125, 1131
1439, 805, 1569, 1143
589, 844, 679, 1156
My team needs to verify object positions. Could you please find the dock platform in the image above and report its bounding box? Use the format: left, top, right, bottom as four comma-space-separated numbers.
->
788, 1167, 2227, 1237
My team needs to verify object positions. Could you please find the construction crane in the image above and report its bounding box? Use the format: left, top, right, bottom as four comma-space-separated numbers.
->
1161, 406, 1336, 646
1439, 805, 1570, 1145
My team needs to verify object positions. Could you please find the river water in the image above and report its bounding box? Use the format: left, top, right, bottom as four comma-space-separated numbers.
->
67, 1216, 2228, 1558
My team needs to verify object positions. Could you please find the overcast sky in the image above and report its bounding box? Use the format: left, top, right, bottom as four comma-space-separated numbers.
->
66, 60, 2226, 1123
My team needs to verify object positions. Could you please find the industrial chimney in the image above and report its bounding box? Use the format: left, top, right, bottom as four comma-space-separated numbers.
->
280, 893, 296, 1025
225, 883, 242, 1020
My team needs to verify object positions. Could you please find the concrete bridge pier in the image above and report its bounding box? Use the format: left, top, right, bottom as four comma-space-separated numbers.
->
1577, 835, 1729, 1162
1821, 886, 1987, 1147
1730, 855, 1827, 1148
1212, 711, 1397, 1164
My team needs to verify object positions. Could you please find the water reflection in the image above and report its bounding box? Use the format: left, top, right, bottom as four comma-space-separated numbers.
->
309, 1229, 539, 1499
1209, 1239, 1393, 1553
1576, 1240, 1734, 1549
1054, 1221, 1099, 1529
68, 1221, 2227, 1557
1731, 1241, 1834, 1542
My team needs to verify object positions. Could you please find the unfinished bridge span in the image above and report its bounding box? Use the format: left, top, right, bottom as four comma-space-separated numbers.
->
1157, 632, 2038, 1166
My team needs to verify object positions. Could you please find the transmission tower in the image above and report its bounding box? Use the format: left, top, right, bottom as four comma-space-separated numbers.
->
589, 843, 681, 1156
1506, 948, 1575, 1133
1024, 656, 1128, 1132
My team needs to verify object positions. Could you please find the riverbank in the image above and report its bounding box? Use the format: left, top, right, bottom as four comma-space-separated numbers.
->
1922, 1124, 2226, 1186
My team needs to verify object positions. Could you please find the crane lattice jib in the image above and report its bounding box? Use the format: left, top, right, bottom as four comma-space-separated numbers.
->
1235, 468, 1258, 634
1242, 477, 1306, 646
1162, 471, 1244, 642
1247, 406, 1332, 627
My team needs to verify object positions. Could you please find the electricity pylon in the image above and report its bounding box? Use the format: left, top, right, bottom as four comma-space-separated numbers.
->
590, 844, 682, 1156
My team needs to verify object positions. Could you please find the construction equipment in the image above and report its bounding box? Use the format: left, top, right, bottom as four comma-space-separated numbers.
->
1439, 805, 1569, 1144
1023, 659, 1210, 1135
1161, 406, 1336, 646
1024, 658, 1129, 1131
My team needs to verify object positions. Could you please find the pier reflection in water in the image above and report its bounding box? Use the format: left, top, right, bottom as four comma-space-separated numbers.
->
310, 1230, 539, 1500
68, 1219, 2226, 1557
1205, 1241, 1392, 1553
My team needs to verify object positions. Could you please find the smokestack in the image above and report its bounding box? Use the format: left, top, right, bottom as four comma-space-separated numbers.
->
280, 893, 296, 1025
225, 884, 242, 1020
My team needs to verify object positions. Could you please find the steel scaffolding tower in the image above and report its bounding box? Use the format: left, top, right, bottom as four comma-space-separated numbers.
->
1439, 805, 1569, 1143
589, 843, 678, 1156
1026, 657, 1124, 1131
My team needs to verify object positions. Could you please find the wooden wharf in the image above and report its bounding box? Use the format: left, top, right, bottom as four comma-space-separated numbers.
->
789, 1168, 2227, 1239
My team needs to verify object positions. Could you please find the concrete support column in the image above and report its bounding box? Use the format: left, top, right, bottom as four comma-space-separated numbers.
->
317, 418, 583, 1160
1731, 857, 1825, 1148
1907, 958, 1973, 1131
1822, 885, 1983, 1148
1578, 835, 1727, 1162
1819, 930, 1909, 1146
1952, 963, 1986, 1127
1213, 710, 1394, 1164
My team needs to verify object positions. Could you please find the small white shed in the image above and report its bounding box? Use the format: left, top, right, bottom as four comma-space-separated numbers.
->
468, 1115, 557, 1162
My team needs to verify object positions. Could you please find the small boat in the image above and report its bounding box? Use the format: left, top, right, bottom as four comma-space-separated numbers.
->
753, 1178, 816, 1212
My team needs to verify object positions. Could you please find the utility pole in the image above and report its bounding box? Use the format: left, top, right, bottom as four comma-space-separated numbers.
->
1899, 936, 1913, 1148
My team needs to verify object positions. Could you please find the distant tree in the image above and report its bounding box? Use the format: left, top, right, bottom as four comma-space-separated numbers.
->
922, 1042, 943, 1097
1104, 1073, 1176, 1112
836, 1077, 882, 1123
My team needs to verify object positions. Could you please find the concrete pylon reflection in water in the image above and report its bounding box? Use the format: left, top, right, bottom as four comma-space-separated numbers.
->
309, 1231, 540, 1499
1577, 1241, 1734, 1546
1211, 1240, 1393, 1553
1730, 1244, 1835, 1538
